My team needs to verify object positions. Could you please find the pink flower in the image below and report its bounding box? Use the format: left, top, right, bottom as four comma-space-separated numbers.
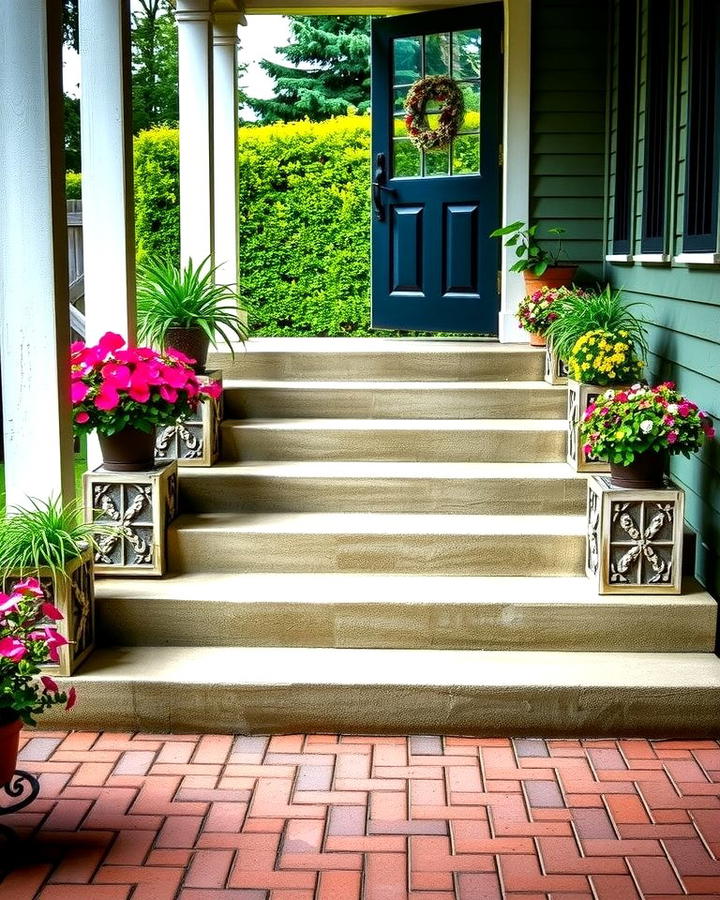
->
582, 443, 593, 456
0, 594, 19, 616
159, 385, 178, 404
113, 348, 143, 365
65, 686, 77, 711
677, 402, 691, 418
704, 426, 716, 439
165, 347, 195, 366
663, 414, 675, 426
584, 403, 597, 419
600, 407, 609, 415
161, 364, 192, 389
0, 636, 27, 662
41, 675, 59, 693
71, 381, 89, 403
29, 627, 69, 662
95, 383, 120, 411
128, 382, 151, 403
101, 363, 132, 390
70, 341, 86, 354
667, 431, 679, 445
41, 602, 64, 622
13, 577, 43, 597
75, 411, 90, 424
97, 332, 126, 358
202, 381, 222, 400
615, 392, 628, 403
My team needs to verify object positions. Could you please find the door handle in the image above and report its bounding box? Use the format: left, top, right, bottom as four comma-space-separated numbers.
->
372, 152, 394, 222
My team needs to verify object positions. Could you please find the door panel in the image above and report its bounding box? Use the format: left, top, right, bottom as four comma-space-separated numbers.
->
371, 4, 502, 334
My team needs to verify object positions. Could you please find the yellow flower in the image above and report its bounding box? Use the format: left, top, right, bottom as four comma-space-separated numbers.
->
615, 430, 625, 440
581, 362, 590, 371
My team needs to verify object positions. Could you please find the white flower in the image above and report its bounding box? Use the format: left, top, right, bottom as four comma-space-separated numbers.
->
640, 420, 654, 434
667, 403, 678, 414
604, 389, 615, 400
631, 383, 642, 391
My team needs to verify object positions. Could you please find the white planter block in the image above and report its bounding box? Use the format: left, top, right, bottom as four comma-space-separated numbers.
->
3, 549, 95, 676
566, 379, 616, 473
586, 475, 684, 594
544, 341, 568, 385
155, 370, 223, 467
84, 461, 179, 576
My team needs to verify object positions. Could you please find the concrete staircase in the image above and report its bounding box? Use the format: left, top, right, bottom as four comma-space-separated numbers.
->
55, 339, 720, 736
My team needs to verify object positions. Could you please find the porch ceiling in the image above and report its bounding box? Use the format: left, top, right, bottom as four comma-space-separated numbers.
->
241, 0, 487, 14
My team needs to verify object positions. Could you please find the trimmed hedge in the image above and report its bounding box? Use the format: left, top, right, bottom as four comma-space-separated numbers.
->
134, 127, 180, 265
66, 171, 82, 200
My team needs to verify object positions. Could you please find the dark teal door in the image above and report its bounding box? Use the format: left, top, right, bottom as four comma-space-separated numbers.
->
371, 5, 502, 333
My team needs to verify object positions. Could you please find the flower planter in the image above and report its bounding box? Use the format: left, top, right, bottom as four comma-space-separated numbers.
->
586, 475, 684, 594
523, 265, 578, 295
544, 340, 568, 386
0, 715, 22, 786
165, 327, 211, 374
529, 332, 547, 348
84, 461, 178, 576
610, 450, 667, 490
98, 426, 157, 472
567, 379, 621, 473
155, 370, 223, 467
2, 549, 95, 676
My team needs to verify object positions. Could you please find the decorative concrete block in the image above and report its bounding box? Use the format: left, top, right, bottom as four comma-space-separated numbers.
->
544, 342, 568, 385
2, 549, 94, 676
567, 379, 613, 473
155, 369, 223, 467
84, 461, 179, 577
586, 475, 684, 594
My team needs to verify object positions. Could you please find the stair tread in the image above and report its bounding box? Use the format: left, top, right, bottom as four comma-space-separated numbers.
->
181, 461, 585, 480
95, 572, 715, 608
171, 511, 588, 536
224, 379, 563, 391
222, 418, 568, 431
220, 337, 542, 355
71, 645, 720, 689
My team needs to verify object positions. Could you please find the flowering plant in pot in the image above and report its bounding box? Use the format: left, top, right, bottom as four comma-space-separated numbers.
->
71, 332, 221, 471
515, 285, 581, 347
137, 256, 249, 373
489, 220, 576, 292
0, 578, 77, 785
580, 382, 715, 488
567, 329, 645, 386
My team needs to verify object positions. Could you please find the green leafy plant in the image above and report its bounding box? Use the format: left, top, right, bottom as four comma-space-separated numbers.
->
0, 497, 105, 582
490, 221, 568, 276
544, 285, 649, 363
136, 256, 249, 353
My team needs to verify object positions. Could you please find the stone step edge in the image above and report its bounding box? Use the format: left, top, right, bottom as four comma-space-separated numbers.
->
220, 417, 569, 431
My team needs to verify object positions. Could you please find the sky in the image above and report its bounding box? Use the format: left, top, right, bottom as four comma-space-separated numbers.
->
62, 12, 292, 121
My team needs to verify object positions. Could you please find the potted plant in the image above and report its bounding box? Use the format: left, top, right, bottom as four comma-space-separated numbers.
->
71, 332, 221, 472
0, 497, 110, 676
580, 382, 715, 489
0, 578, 77, 785
515, 285, 580, 347
136, 256, 249, 373
490, 221, 577, 293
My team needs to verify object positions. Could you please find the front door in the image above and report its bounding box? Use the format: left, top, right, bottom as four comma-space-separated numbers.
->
371, 4, 502, 333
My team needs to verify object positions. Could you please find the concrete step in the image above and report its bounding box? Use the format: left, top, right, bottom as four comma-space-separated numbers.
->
179, 461, 587, 515
167, 511, 587, 576
222, 380, 567, 420
220, 418, 568, 463
95, 574, 718, 653
210, 337, 545, 382
51, 645, 720, 736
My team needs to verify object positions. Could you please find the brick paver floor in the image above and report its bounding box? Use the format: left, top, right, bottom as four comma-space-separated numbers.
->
1, 732, 720, 898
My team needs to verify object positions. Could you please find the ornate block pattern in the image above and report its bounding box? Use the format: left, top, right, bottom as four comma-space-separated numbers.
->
2, 549, 94, 676
155, 369, 223, 467
586, 475, 684, 594
567, 379, 614, 473
544, 341, 568, 385
84, 461, 179, 577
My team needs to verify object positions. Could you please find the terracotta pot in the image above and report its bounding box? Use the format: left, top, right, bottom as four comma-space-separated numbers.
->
610, 450, 667, 490
529, 332, 547, 347
523, 265, 578, 295
165, 327, 211, 373
0, 714, 22, 786
99, 426, 157, 472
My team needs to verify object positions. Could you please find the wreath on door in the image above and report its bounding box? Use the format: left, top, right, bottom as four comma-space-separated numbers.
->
403, 75, 465, 152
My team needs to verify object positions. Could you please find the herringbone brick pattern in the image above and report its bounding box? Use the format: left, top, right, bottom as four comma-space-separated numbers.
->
2, 732, 720, 898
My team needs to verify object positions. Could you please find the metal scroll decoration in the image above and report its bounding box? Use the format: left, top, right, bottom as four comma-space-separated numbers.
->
404, 75, 465, 152
93, 483, 154, 567
609, 501, 675, 584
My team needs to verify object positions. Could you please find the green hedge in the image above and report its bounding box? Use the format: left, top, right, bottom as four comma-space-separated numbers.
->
134, 127, 180, 265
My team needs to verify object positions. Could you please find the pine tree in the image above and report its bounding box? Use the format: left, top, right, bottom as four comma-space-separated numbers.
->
131, 0, 180, 133
248, 16, 371, 123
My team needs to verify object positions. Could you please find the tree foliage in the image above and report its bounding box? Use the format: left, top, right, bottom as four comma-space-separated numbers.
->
131, 0, 180, 133
248, 16, 371, 123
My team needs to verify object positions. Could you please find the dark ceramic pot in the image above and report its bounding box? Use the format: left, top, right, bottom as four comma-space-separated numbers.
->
165, 327, 210, 373
99, 426, 157, 472
610, 450, 667, 489
0, 714, 22, 786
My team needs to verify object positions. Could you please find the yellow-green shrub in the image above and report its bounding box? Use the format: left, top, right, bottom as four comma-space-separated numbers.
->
134, 127, 180, 265
65, 171, 82, 200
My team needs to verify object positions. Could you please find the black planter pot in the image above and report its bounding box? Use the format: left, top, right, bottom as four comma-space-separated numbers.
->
99, 426, 157, 472
610, 450, 667, 489
165, 327, 211, 373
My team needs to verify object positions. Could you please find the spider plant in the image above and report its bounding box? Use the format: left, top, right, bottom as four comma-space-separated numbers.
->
136, 256, 249, 354
545, 285, 649, 363
0, 497, 110, 582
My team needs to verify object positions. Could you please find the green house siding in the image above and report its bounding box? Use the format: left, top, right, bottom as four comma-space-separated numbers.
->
605, 0, 720, 597
530, 0, 609, 282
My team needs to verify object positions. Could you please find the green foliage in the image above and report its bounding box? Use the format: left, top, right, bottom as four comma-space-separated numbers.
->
64, 94, 81, 173
545, 285, 649, 363
0, 497, 100, 582
248, 16, 371, 123
131, 0, 179, 134
134, 127, 180, 263
490, 221, 567, 276
137, 256, 249, 351
65, 171, 82, 200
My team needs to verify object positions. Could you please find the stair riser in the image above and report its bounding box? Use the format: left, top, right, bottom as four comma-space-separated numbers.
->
97, 597, 717, 654
223, 387, 566, 420
168, 530, 586, 576
46, 680, 720, 737
179, 474, 587, 515
210, 350, 545, 382
221, 426, 567, 463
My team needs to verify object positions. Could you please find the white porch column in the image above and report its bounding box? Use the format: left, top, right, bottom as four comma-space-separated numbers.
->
212, 10, 245, 289
79, 0, 137, 344
177, 0, 215, 267
499, 0, 532, 343
0, 0, 75, 508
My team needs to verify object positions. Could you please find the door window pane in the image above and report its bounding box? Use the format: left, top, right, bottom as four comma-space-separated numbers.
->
425, 33, 451, 74
453, 134, 480, 175
425, 148, 450, 176
452, 29, 482, 79
394, 36, 422, 84
458, 82, 480, 131
393, 139, 422, 177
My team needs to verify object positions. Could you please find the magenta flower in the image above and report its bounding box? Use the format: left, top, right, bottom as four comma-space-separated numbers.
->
159, 384, 178, 404
95, 383, 120, 411
29, 626, 69, 662
101, 363, 132, 390
41, 675, 59, 693
71, 381, 89, 403
75, 411, 90, 424
128, 382, 151, 403
0, 636, 27, 662
14, 577, 43, 597
0, 594, 20, 616
65, 687, 78, 710
161, 364, 192, 389
165, 347, 195, 366
677, 402, 692, 418
202, 381, 222, 400
97, 331, 126, 358
667, 431, 679, 444
41, 602, 64, 622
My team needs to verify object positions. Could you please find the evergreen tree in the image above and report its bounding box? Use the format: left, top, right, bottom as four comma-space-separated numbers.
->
131, 0, 179, 133
248, 16, 371, 123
